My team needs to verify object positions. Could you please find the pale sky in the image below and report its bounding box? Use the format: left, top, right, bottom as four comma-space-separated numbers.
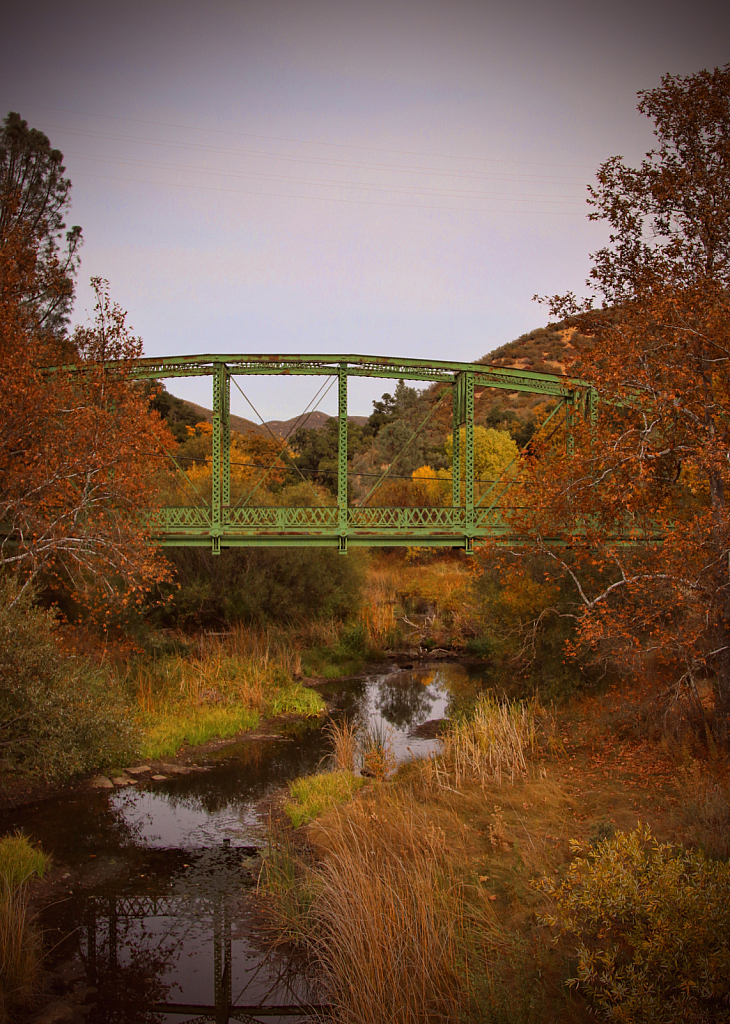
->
2, 0, 728, 419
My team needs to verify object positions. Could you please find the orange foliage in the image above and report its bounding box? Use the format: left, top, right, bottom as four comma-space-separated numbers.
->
0, 241, 175, 615
509, 67, 730, 740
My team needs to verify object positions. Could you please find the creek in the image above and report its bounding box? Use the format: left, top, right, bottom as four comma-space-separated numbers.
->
2, 661, 488, 1024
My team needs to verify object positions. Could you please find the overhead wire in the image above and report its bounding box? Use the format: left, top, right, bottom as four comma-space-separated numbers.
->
68, 170, 587, 215
29, 104, 598, 170
63, 151, 586, 204
147, 446, 523, 487
33, 115, 591, 215
43, 125, 591, 185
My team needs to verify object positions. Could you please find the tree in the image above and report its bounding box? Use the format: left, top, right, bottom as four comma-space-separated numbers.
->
0, 112, 81, 340
514, 65, 730, 740
0, 271, 175, 615
445, 426, 519, 496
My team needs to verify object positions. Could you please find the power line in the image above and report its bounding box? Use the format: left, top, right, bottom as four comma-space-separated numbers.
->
65, 151, 586, 205
70, 170, 586, 216
29, 103, 598, 171
43, 123, 591, 185
149, 447, 515, 486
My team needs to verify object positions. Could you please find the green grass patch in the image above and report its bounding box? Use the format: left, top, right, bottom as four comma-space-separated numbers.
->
267, 684, 326, 718
301, 646, 366, 679
1, 833, 49, 1019
0, 833, 49, 888
138, 705, 259, 759
284, 769, 367, 826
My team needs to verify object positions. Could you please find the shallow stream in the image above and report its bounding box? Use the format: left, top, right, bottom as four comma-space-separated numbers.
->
2, 662, 488, 1023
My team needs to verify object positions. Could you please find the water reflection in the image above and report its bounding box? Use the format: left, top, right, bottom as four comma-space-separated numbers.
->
0, 661, 489, 1022
79, 887, 319, 1023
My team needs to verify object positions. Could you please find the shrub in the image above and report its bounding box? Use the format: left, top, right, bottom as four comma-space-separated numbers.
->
155, 547, 366, 629
537, 824, 730, 1022
0, 577, 135, 779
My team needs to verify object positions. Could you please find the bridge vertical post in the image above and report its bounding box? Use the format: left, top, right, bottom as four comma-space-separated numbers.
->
464, 372, 475, 552
452, 376, 461, 510
566, 389, 576, 457
588, 386, 598, 436
221, 367, 230, 519
211, 363, 229, 555
338, 363, 348, 553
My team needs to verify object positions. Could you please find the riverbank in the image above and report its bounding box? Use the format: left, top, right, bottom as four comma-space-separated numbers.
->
262, 688, 730, 1024
2, 661, 471, 1023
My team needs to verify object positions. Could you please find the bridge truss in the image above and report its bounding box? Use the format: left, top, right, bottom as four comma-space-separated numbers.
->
124, 353, 595, 553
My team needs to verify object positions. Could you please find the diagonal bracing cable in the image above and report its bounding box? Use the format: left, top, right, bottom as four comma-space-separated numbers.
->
230, 375, 336, 509
358, 388, 451, 507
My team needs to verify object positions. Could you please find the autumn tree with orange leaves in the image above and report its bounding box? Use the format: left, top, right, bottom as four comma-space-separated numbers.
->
501, 65, 730, 741
1, 114, 175, 617
1, 273, 175, 615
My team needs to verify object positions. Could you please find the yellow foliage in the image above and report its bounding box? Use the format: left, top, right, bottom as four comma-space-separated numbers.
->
445, 426, 519, 493
411, 465, 450, 504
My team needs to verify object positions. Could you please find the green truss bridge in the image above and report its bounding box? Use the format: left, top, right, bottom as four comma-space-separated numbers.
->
124, 353, 596, 554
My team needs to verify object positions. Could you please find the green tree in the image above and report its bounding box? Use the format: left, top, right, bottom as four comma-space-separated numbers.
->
0, 112, 82, 340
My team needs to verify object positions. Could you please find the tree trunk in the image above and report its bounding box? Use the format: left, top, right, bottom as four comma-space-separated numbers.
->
714, 598, 730, 745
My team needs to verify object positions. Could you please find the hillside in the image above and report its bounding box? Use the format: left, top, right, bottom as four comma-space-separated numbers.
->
480, 324, 588, 375
184, 400, 265, 436
164, 324, 589, 450
179, 402, 367, 438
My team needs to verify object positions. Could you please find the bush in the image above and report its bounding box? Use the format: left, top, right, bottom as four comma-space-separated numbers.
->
537, 824, 730, 1022
155, 547, 367, 629
0, 576, 136, 779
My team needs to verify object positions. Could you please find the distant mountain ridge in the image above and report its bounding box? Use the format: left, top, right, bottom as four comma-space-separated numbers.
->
172, 326, 586, 438
184, 401, 367, 438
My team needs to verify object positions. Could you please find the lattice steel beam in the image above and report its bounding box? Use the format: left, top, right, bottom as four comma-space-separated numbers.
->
42, 351, 599, 551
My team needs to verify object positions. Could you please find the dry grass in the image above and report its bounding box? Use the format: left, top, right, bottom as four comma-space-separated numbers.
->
678, 764, 730, 859
128, 625, 324, 757
325, 717, 358, 773
134, 624, 304, 714
263, 674, 730, 1023
0, 834, 49, 1023
266, 768, 587, 1024
441, 692, 540, 785
356, 552, 479, 651
304, 791, 471, 1024
358, 720, 397, 780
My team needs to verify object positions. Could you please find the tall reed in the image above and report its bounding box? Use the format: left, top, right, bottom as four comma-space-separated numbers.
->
0, 834, 49, 1022
325, 717, 358, 773
303, 793, 468, 1024
441, 692, 538, 786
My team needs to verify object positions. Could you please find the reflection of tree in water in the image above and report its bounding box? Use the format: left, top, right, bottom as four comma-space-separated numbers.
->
374, 675, 439, 730
439, 664, 494, 720
145, 726, 331, 817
